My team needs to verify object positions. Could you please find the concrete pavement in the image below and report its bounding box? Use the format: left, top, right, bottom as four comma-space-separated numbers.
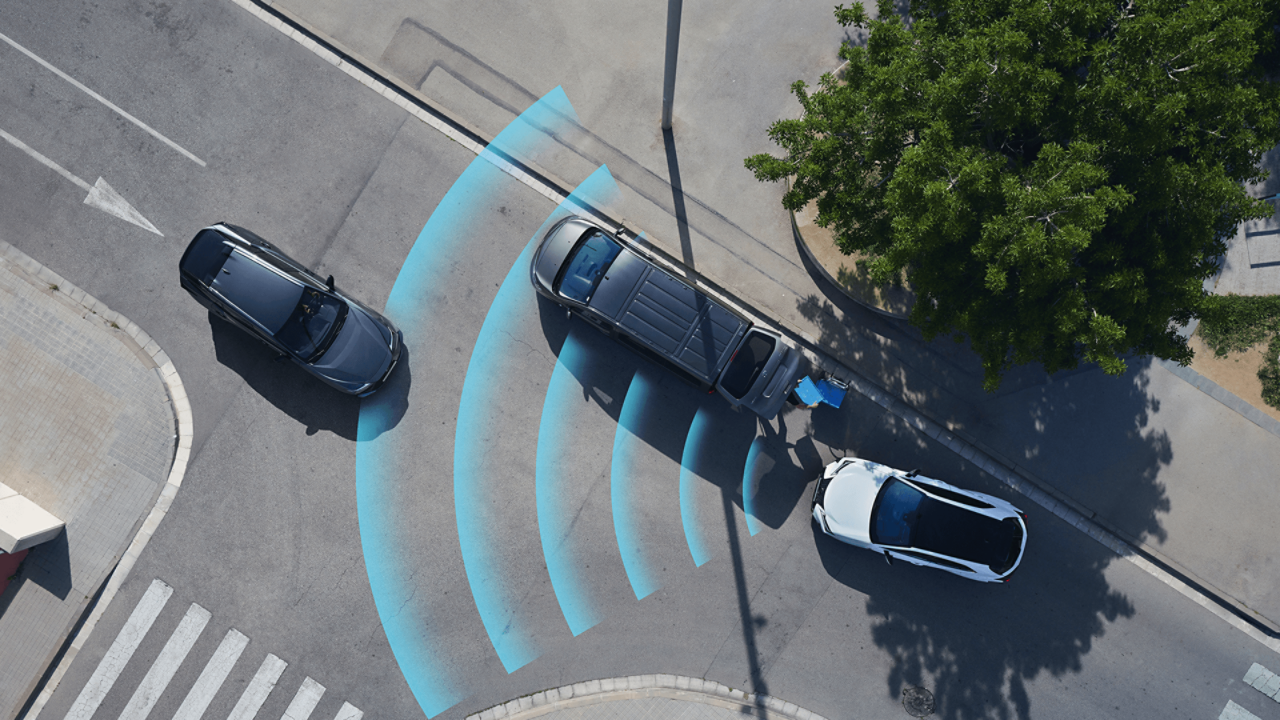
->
462, 675, 833, 720
0, 237, 190, 720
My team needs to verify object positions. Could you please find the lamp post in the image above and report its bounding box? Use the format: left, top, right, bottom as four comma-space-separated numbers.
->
661, 0, 683, 130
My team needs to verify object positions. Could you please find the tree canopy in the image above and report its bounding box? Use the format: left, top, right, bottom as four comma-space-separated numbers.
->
747, 0, 1280, 389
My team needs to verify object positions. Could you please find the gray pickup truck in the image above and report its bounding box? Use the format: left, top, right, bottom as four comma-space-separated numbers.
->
531, 216, 803, 419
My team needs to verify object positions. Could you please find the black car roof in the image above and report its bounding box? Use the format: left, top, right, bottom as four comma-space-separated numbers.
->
911, 497, 1018, 567
211, 250, 302, 333
180, 229, 234, 285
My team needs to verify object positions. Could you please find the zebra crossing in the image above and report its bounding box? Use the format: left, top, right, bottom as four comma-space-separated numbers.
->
61, 578, 362, 720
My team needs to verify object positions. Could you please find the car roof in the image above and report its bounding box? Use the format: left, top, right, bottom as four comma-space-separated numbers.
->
910, 495, 1019, 567
210, 250, 303, 333
180, 229, 234, 285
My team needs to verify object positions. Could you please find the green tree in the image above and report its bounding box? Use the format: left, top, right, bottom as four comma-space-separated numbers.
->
747, 0, 1280, 389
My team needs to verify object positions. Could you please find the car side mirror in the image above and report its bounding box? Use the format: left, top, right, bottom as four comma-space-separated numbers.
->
326, 275, 335, 291
275, 353, 289, 364
883, 550, 894, 566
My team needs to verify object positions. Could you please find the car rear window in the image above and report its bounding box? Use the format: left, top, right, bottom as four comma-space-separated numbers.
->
718, 331, 776, 399
181, 229, 233, 284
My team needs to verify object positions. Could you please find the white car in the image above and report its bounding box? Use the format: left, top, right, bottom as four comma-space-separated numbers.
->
811, 457, 1028, 582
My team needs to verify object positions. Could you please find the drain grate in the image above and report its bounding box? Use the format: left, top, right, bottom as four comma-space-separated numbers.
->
902, 686, 935, 717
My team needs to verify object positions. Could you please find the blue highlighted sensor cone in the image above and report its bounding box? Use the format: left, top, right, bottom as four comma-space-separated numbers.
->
357, 87, 585, 715
535, 166, 624, 636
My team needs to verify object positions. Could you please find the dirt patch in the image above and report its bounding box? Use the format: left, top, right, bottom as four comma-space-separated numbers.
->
1188, 330, 1280, 423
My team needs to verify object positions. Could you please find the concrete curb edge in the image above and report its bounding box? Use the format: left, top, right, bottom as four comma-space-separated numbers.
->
465, 675, 830, 720
0, 239, 194, 720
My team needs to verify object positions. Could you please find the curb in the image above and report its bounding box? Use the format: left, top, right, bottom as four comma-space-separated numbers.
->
0, 240, 194, 720
230, 0, 1280, 660
466, 675, 829, 720
786, 181, 909, 321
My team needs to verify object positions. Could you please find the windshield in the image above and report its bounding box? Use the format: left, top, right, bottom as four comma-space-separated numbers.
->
556, 231, 622, 303
870, 478, 925, 546
274, 287, 346, 361
718, 331, 776, 399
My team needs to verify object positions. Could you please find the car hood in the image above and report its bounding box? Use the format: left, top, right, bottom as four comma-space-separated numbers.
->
310, 305, 393, 384
824, 459, 895, 545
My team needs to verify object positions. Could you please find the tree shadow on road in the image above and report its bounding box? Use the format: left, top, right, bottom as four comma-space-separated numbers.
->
793, 285, 1169, 717
809, 387, 1140, 719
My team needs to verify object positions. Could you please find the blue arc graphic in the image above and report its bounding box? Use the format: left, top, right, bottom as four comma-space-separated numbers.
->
742, 436, 767, 537
454, 235, 542, 673
679, 406, 714, 567
357, 86, 582, 715
535, 328, 604, 636
534, 163, 624, 637
611, 369, 661, 599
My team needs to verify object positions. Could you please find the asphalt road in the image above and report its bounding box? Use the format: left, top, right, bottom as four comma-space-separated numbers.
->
2, 1, 1280, 719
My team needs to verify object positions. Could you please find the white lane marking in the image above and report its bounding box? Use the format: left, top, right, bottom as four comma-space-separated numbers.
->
0, 125, 88, 191
227, 654, 288, 720
280, 677, 326, 720
1221, 700, 1261, 720
332, 702, 363, 720
63, 578, 173, 720
172, 629, 250, 720
119, 603, 212, 720
1245, 661, 1280, 699
0, 126, 164, 236
0, 30, 206, 166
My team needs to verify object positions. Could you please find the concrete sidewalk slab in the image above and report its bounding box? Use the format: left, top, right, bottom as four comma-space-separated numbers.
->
0, 238, 181, 720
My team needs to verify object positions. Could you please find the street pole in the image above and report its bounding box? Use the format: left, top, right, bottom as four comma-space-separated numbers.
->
661, 0, 683, 130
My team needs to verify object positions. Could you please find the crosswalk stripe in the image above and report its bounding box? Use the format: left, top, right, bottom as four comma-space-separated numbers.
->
64, 578, 173, 720
1220, 700, 1261, 720
119, 602, 211, 720
281, 677, 326, 720
226, 654, 288, 720
332, 702, 363, 720
171, 628, 249, 720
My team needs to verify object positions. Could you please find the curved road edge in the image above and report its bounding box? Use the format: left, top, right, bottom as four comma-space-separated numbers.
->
0, 239, 195, 720
466, 674, 831, 720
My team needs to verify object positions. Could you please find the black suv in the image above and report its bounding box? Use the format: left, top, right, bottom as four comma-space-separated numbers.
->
180, 223, 402, 396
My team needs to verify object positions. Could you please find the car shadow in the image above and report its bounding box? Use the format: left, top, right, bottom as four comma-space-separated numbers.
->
208, 312, 411, 440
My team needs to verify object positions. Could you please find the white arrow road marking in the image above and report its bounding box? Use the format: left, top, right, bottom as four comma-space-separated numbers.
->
0, 30, 205, 167
0, 126, 163, 236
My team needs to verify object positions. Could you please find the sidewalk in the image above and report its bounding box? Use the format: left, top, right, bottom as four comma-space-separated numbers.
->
252, 0, 1280, 644
0, 238, 188, 720
464, 675, 836, 720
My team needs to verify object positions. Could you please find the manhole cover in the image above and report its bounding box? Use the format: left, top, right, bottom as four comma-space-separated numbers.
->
902, 686, 935, 717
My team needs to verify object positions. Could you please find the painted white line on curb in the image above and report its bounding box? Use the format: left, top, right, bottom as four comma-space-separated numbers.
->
64, 579, 173, 720
281, 677, 326, 720
227, 654, 288, 720
119, 603, 212, 720
0, 30, 206, 166
172, 629, 250, 720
